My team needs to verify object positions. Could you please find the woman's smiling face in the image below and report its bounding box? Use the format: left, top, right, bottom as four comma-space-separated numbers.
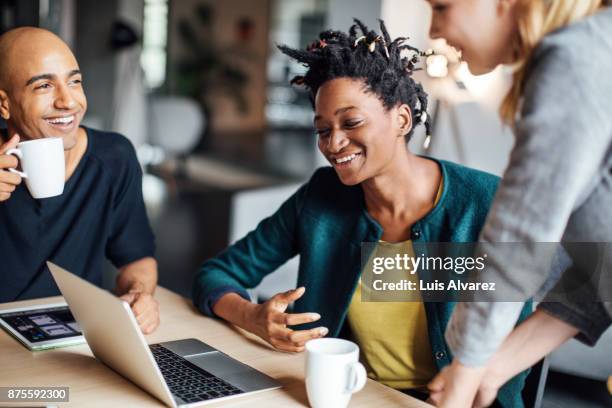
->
314, 77, 412, 186
427, 0, 518, 75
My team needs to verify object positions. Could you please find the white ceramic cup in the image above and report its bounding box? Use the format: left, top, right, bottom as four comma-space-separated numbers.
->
305, 338, 367, 408
6, 137, 65, 199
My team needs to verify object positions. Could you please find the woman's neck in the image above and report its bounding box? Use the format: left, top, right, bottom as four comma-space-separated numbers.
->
361, 151, 441, 223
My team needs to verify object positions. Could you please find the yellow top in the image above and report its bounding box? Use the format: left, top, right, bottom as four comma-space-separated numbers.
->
347, 179, 443, 390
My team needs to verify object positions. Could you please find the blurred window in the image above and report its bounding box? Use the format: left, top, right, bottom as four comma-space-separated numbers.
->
141, 0, 168, 88
266, 0, 328, 129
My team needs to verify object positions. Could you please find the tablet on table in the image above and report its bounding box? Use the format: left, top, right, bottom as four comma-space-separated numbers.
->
0, 303, 86, 351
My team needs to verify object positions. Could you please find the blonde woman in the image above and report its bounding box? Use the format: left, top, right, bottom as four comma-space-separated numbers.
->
422, 0, 612, 406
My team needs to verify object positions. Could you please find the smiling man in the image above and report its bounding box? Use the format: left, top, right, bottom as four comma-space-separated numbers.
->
0, 27, 160, 334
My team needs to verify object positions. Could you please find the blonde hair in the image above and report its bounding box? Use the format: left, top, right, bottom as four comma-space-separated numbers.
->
500, 0, 606, 124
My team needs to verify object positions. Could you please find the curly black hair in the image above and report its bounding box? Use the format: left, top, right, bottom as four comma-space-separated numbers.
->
277, 18, 431, 141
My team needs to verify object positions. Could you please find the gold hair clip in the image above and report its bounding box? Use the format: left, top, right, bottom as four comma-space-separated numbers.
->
421, 112, 430, 148
368, 41, 376, 53
378, 35, 390, 59
420, 111, 428, 124
354, 36, 366, 48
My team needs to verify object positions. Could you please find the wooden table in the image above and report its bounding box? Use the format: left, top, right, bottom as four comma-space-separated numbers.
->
0, 287, 431, 407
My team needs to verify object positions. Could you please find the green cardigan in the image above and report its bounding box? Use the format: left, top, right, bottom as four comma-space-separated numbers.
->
193, 159, 531, 408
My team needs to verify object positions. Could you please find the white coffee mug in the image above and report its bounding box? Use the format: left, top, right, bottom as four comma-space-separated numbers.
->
6, 137, 65, 199
305, 338, 367, 408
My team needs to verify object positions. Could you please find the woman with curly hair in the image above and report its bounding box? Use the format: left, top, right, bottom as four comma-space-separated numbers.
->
193, 19, 531, 406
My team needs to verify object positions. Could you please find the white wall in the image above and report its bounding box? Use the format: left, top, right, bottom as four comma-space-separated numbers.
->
230, 183, 303, 301
327, 0, 382, 33
381, 0, 430, 51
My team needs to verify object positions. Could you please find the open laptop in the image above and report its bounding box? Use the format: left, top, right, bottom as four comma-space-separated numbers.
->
47, 262, 281, 407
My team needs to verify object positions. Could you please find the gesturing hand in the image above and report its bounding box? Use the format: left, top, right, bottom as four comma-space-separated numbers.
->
247, 287, 328, 353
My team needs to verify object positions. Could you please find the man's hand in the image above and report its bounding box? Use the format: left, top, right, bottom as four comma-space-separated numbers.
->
0, 134, 21, 201
115, 257, 159, 334
428, 358, 487, 408
119, 282, 160, 335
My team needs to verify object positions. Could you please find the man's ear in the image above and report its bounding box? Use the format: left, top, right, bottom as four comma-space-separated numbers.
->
397, 104, 412, 137
0, 90, 10, 120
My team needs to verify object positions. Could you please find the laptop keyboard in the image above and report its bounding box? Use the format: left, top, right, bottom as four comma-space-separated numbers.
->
150, 344, 244, 404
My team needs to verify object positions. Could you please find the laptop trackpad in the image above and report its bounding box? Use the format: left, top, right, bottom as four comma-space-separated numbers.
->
187, 353, 280, 392
160, 338, 216, 357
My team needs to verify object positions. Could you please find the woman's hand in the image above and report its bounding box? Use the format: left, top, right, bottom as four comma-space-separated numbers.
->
471, 375, 503, 408
427, 359, 487, 407
214, 287, 328, 353
246, 287, 328, 352
427, 358, 508, 408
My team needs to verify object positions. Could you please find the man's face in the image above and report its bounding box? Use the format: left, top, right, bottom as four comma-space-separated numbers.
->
3, 42, 87, 150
